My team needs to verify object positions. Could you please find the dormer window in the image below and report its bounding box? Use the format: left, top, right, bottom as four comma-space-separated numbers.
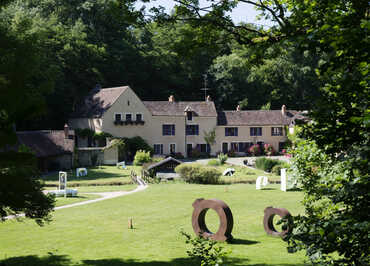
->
187, 111, 193, 121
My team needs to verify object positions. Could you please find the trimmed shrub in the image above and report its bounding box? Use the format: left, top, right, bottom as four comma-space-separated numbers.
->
207, 159, 220, 166
133, 150, 151, 166
217, 153, 228, 164
255, 157, 281, 172
249, 144, 261, 156
264, 143, 275, 156
271, 162, 290, 176
227, 149, 236, 157
126, 136, 154, 160
175, 164, 221, 184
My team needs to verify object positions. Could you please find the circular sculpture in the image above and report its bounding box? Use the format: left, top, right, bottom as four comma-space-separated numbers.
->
192, 198, 233, 241
263, 207, 291, 237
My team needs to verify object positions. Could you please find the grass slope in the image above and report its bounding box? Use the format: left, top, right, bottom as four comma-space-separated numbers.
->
0, 184, 306, 265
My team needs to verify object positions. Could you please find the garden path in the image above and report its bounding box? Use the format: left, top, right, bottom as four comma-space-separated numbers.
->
5, 177, 147, 220
55, 179, 147, 210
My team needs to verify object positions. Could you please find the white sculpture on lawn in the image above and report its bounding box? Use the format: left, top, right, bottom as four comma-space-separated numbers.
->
256, 176, 269, 190
46, 171, 78, 197
76, 168, 88, 177
280, 168, 287, 192
59, 171, 67, 191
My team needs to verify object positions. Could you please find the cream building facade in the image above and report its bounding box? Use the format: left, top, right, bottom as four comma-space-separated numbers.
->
70, 86, 300, 161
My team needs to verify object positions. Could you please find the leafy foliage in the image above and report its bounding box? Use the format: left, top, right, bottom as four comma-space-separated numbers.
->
271, 162, 290, 176
248, 144, 261, 156
133, 150, 151, 166
263, 143, 275, 156
175, 164, 221, 184
286, 138, 369, 264
255, 157, 281, 173
203, 128, 216, 153
180, 230, 230, 266
217, 153, 228, 165
0, 152, 55, 225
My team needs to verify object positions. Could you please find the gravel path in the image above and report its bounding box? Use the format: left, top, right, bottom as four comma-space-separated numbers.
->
55, 181, 147, 210
5, 178, 148, 220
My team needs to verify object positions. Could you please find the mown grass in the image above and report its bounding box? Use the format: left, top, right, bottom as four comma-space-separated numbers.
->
41, 165, 142, 187
0, 183, 306, 265
54, 194, 101, 207
218, 164, 280, 183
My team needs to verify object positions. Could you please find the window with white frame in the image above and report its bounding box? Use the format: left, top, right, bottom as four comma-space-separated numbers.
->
163, 124, 175, 136
225, 127, 238, 136
230, 142, 238, 151
125, 113, 132, 121
250, 127, 262, 136
186, 111, 193, 121
271, 127, 283, 136
238, 142, 252, 153
114, 113, 122, 122
169, 143, 176, 154
154, 144, 163, 155
197, 144, 210, 153
136, 113, 143, 121
186, 125, 199, 135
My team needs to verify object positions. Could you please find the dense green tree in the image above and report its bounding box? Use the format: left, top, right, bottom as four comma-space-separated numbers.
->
209, 42, 320, 110
0, 0, 55, 224
133, 20, 232, 101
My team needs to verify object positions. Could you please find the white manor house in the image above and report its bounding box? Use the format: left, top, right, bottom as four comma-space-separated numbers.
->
69, 86, 302, 162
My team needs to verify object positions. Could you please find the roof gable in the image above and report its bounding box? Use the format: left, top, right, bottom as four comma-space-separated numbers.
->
72, 86, 129, 118
16, 131, 74, 157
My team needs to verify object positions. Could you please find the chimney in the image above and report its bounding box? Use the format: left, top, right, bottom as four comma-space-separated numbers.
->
236, 105, 241, 111
64, 124, 69, 139
206, 95, 211, 102
168, 95, 175, 102
281, 105, 286, 116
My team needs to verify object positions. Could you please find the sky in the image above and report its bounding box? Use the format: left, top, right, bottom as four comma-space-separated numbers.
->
135, 0, 274, 27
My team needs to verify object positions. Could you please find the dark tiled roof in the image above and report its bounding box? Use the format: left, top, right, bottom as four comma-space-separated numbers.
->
143, 101, 217, 117
217, 110, 300, 126
72, 86, 129, 118
146, 156, 182, 171
16, 130, 74, 158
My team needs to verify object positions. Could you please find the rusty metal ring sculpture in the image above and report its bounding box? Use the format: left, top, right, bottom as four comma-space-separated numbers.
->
192, 198, 233, 242
263, 207, 291, 237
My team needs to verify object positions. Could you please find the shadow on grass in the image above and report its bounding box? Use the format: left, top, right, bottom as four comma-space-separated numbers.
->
0, 255, 71, 266
0, 255, 306, 266
0, 255, 249, 266
228, 238, 260, 245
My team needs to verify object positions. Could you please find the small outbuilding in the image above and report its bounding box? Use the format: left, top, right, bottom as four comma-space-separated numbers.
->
16, 125, 75, 172
146, 157, 182, 180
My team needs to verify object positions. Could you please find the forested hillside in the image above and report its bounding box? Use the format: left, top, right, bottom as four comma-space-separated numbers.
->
1, 0, 320, 130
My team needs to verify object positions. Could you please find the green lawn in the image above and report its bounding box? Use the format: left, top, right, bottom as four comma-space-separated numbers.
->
217, 164, 281, 183
41, 165, 142, 187
54, 194, 101, 207
0, 183, 307, 265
